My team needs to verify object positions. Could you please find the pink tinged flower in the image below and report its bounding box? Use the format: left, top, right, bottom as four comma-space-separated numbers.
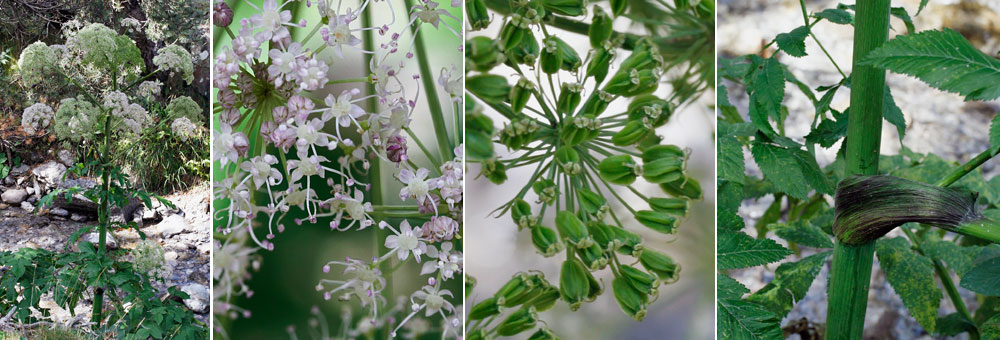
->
294, 118, 331, 157
324, 14, 362, 58
294, 56, 328, 91
240, 155, 282, 188
250, 0, 292, 36
231, 21, 264, 62
286, 95, 315, 121
214, 124, 249, 166
386, 134, 408, 163
288, 155, 328, 182
398, 168, 436, 204
323, 89, 366, 128
267, 42, 304, 86
421, 215, 458, 242
417, 193, 440, 214
421, 242, 462, 279
384, 220, 427, 261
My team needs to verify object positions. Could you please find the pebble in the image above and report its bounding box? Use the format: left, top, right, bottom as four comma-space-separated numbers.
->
1, 188, 28, 204
180, 284, 210, 314
158, 214, 192, 238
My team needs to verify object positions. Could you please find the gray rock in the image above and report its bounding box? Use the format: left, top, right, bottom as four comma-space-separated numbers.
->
20, 201, 34, 212
26, 186, 34, 195
80, 232, 117, 250
9, 164, 30, 177
50, 208, 70, 217
1, 189, 28, 204
57, 149, 75, 167
180, 284, 209, 314
32, 160, 67, 188
157, 214, 192, 238
70, 213, 87, 222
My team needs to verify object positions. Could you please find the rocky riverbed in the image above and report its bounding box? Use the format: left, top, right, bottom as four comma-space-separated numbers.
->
0, 157, 211, 328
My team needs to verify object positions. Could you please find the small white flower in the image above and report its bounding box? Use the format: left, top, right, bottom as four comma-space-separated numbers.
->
240, 155, 282, 189
21, 103, 54, 134
383, 220, 427, 261
324, 89, 366, 128
398, 168, 437, 204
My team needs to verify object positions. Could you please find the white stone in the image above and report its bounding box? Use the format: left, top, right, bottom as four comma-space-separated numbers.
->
80, 232, 117, 250
180, 284, 210, 314
57, 149, 75, 167
70, 214, 87, 222
1, 189, 28, 204
20, 201, 34, 211
157, 214, 191, 237
50, 208, 70, 217
32, 160, 67, 187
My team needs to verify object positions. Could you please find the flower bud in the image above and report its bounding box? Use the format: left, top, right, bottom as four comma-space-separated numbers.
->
466, 37, 506, 72
627, 95, 673, 127
604, 68, 660, 97
559, 257, 591, 311
467, 74, 511, 104
542, 0, 585, 16
660, 175, 702, 199
497, 307, 538, 336
611, 119, 651, 146
610, 0, 627, 16
589, 6, 613, 48
587, 45, 614, 84
576, 188, 608, 217
555, 147, 582, 175
598, 155, 641, 185
555, 210, 593, 248
612, 276, 647, 321
213, 0, 234, 27
639, 249, 680, 282
619, 265, 659, 296
468, 296, 503, 320
578, 90, 614, 116
559, 114, 600, 146
509, 78, 535, 114
467, 0, 491, 30
512, 199, 536, 229
539, 38, 563, 74
635, 210, 678, 234
532, 178, 558, 205
531, 225, 563, 256
577, 243, 609, 270
557, 82, 583, 115
482, 158, 509, 184
527, 327, 559, 340
648, 197, 688, 216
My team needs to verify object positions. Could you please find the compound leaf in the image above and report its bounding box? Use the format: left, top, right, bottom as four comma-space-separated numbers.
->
776, 26, 810, 58
960, 245, 1000, 296
718, 298, 783, 340
718, 231, 793, 270
769, 221, 834, 248
876, 237, 942, 333
746, 251, 831, 317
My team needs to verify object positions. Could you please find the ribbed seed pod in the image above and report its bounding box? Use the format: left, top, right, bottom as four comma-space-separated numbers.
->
586, 45, 614, 84
611, 120, 651, 146
481, 158, 508, 184
635, 209, 678, 234
559, 256, 591, 311
660, 175, 702, 199
465, 36, 505, 72
611, 276, 647, 321
527, 327, 560, 340
467, 0, 491, 30
542, 0, 585, 16
604, 68, 660, 97
468, 296, 503, 320
648, 197, 688, 216
557, 82, 583, 114
598, 154, 642, 185
532, 178, 557, 205
497, 307, 538, 336
627, 95, 674, 127
555, 210, 593, 247
531, 225, 563, 256
639, 249, 680, 282
509, 78, 534, 114
576, 243, 608, 269
577, 188, 608, 217
619, 264, 659, 296
467, 74, 511, 104
511, 199, 535, 229
589, 5, 613, 48
527, 285, 560, 311
555, 147, 582, 175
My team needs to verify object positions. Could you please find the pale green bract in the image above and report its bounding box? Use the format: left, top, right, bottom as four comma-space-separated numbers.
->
166, 95, 202, 124
54, 96, 101, 142
67, 23, 119, 67
153, 44, 194, 85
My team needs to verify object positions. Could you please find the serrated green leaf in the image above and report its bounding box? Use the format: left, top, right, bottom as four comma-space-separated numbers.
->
876, 237, 942, 332
718, 298, 784, 340
889, 7, 916, 35
751, 143, 832, 199
746, 251, 831, 317
718, 231, 793, 270
861, 29, 1000, 101
990, 113, 1000, 154
789, 147, 834, 195
917, 0, 929, 16
960, 245, 1000, 296
805, 109, 848, 148
936, 313, 977, 336
776, 26, 810, 57
883, 86, 906, 141
922, 238, 979, 276
984, 313, 1000, 339
815, 8, 853, 25
719, 121, 746, 185
769, 221, 834, 248
718, 274, 749, 300
747, 57, 785, 135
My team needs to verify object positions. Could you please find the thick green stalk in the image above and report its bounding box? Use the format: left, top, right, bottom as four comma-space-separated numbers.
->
361, 8, 391, 339
405, 0, 454, 162
937, 147, 1000, 187
92, 110, 112, 327
826, 1, 891, 339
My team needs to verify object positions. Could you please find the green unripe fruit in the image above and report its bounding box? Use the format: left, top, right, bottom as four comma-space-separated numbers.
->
559, 257, 591, 311
499, 119, 540, 150
467, 329, 487, 340
674, 0, 689, 9
576, 188, 608, 217
555, 210, 593, 248
660, 175, 702, 199
555, 147, 582, 175
467, 0, 491, 30
612, 276, 647, 321
587, 45, 614, 84
527, 285, 560, 311
696, 0, 714, 19
598, 154, 642, 185
531, 225, 563, 256
589, 6, 613, 48
466, 37, 506, 72
557, 82, 583, 115
635, 210, 679, 234
648, 197, 688, 216
467, 74, 511, 104
509, 78, 534, 114
627, 95, 674, 127
609, 0, 627, 16
527, 328, 559, 340
465, 102, 495, 160
496, 273, 546, 307
539, 37, 563, 74
507, 30, 540, 66
639, 249, 680, 282
559, 114, 600, 146
642, 158, 683, 184
482, 158, 509, 184
611, 119, 650, 146
532, 178, 558, 205
576, 243, 608, 270
497, 307, 538, 336
609, 226, 643, 256
512, 199, 536, 229
466, 276, 477, 299
587, 222, 616, 250
578, 90, 615, 117
468, 296, 503, 320
619, 265, 659, 296
604, 68, 660, 97
542, 0, 585, 16
550, 37, 582, 72
641, 144, 685, 161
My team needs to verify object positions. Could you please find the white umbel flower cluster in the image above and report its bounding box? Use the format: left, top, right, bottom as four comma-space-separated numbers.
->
21, 103, 55, 134
137, 80, 162, 97
171, 117, 197, 141
153, 44, 195, 84
103, 90, 151, 134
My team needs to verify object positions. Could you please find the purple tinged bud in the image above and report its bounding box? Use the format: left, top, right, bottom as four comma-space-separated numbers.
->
214, 0, 234, 27
386, 135, 408, 163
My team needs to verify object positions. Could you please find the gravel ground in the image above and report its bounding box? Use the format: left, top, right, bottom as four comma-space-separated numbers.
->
720, 0, 1000, 339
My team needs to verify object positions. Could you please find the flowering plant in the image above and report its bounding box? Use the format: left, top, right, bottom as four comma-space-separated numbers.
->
463, 0, 713, 337
210, 0, 463, 338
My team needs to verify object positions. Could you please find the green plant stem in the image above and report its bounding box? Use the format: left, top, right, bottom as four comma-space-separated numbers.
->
361, 8, 390, 339
405, 0, 454, 162
325, 77, 370, 85
92, 110, 112, 328
937, 147, 1000, 187
826, 1, 891, 339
